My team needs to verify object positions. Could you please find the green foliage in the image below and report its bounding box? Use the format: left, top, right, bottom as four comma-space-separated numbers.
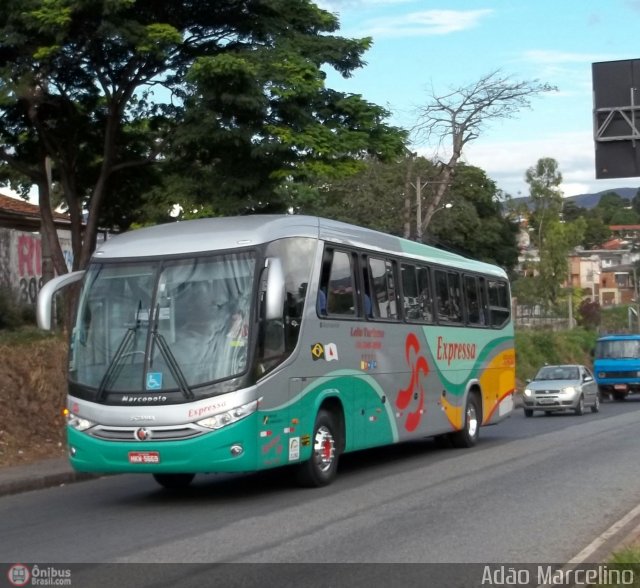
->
591, 190, 640, 226
293, 159, 520, 273
0, 325, 58, 345
0, 288, 36, 330
592, 547, 640, 587
601, 304, 639, 333
429, 164, 520, 270
581, 213, 612, 248
576, 299, 601, 329
526, 157, 563, 247
0, 0, 407, 265
515, 328, 598, 385
536, 217, 585, 306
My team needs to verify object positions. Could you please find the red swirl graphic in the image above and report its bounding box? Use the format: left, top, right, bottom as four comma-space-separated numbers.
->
396, 332, 430, 432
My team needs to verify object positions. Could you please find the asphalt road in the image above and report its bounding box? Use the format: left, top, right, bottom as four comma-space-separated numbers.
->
3, 399, 640, 570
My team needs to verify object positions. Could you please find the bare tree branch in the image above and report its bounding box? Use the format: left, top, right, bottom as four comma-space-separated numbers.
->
411, 70, 556, 235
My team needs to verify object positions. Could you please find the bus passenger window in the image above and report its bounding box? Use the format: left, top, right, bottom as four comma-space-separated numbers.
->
320, 249, 356, 317
488, 280, 510, 328
367, 257, 398, 320
401, 264, 419, 320
417, 266, 433, 322
435, 269, 462, 324
401, 264, 432, 323
464, 275, 483, 326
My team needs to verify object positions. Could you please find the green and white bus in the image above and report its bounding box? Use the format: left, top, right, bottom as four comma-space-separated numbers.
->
37, 215, 515, 489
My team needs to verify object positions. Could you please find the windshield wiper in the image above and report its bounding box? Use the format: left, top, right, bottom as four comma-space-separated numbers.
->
149, 304, 194, 401
97, 300, 143, 401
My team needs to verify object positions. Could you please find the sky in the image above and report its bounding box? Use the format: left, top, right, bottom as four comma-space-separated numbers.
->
316, 0, 640, 199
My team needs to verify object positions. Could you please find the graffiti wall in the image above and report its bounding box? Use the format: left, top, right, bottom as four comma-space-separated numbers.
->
0, 228, 73, 304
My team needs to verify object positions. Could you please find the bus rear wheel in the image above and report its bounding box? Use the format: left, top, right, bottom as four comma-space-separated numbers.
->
296, 409, 340, 487
152, 473, 195, 490
449, 394, 480, 448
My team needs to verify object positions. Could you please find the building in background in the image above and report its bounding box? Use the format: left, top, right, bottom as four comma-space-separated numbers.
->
0, 193, 73, 305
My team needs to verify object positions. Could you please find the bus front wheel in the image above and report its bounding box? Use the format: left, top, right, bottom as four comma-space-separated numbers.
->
152, 473, 195, 490
296, 409, 340, 487
449, 394, 480, 448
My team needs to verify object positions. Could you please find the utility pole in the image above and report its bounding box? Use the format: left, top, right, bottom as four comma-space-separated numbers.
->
410, 176, 451, 243
634, 267, 640, 332
415, 176, 423, 242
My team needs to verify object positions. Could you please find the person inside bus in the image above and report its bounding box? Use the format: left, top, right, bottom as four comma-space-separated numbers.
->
317, 287, 327, 316
361, 267, 374, 318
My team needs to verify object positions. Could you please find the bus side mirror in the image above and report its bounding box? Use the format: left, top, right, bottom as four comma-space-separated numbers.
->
36, 271, 85, 330
263, 258, 285, 321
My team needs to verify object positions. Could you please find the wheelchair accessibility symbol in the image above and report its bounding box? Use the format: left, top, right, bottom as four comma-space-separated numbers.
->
146, 372, 163, 390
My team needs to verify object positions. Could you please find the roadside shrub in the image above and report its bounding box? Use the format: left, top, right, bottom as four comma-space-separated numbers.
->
0, 287, 23, 330
515, 327, 598, 387
577, 299, 601, 329
0, 287, 38, 331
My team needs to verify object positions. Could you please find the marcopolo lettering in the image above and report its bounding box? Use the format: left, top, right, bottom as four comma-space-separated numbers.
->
436, 335, 477, 366
121, 395, 168, 403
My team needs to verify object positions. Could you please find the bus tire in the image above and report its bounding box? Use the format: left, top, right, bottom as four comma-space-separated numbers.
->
152, 473, 195, 490
449, 393, 480, 448
296, 409, 340, 487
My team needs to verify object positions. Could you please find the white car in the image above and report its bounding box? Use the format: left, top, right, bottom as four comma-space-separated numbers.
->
522, 364, 600, 417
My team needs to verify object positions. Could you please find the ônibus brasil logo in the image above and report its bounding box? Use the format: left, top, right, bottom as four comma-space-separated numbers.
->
7, 564, 30, 587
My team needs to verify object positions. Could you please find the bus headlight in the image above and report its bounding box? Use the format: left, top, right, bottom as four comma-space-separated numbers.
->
197, 400, 258, 430
67, 413, 95, 431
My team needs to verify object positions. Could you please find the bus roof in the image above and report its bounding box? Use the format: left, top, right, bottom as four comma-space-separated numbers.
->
92, 215, 507, 278
597, 334, 640, 341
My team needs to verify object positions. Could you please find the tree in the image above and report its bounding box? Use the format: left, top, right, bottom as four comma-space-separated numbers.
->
577, 298, 601, 330
292, 160, 520, 272
0, 0, 405, 274
595, 191, 635, 224
537, 217, 586, 307
412, 70, 555, 237
581, 213, 611, 249
427, 164, 519, 271
291, 155, 435, 236
525, 157, 563, 248
561, 200, 585, 223
522, 157, 588, 307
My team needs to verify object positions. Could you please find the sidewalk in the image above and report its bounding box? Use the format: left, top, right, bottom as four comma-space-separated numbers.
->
0, 457, 97, 497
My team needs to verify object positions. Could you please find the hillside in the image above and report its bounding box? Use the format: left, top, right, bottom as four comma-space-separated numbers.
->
511, 187, 639, 210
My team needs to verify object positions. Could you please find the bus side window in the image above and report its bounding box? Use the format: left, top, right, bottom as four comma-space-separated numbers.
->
319, 249, 356, 317
417, 266, 433, 322
317, 250, 331, 316
401, 264, 432, 323
401, 263, 419, 320
488, 279, 510, 328
435, 269, 462, 324
367, 256, 398, 320
464, 275, 484, 326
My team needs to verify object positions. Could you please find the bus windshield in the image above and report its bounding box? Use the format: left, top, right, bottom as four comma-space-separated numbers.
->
70, 252, 255, 393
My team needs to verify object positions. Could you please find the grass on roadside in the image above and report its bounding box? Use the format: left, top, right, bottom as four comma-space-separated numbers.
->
592, 545, 640, 587
0, 325, 62, 346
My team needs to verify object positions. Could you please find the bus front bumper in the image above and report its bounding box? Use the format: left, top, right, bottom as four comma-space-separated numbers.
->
67, 417, 259, 474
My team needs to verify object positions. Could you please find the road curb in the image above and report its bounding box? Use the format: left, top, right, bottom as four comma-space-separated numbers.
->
0, 471, 98, 497
0, 457, 101, 497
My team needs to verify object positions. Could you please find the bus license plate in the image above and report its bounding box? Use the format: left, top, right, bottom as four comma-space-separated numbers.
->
128, 451, 160, 464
